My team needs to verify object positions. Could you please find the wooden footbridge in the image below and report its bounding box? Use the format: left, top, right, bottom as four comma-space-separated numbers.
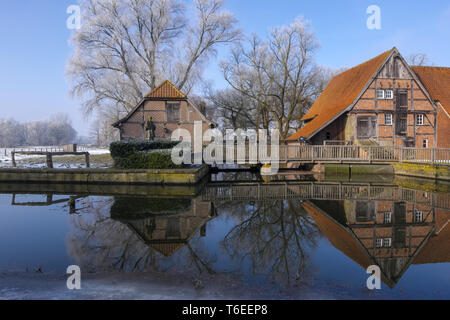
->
221, 144, 450, 165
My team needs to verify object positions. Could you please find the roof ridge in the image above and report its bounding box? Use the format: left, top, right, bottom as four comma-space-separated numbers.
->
412, 66, 450, 70
332, 49, 394, 79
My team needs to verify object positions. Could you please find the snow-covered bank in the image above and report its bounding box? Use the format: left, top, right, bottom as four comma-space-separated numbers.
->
0, 269, 414, 300
0, 147, 110, 169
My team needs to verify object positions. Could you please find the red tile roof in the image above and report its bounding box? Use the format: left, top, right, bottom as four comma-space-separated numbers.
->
148, 242, 186, 257
287, 49, 393, 141
412, 66, 450, 115
414, 209, 450, 265
145, 80, 186, 99
302, 202, 373, 269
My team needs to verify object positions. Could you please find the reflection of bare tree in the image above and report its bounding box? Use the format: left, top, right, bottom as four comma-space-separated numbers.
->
66, 196, 217, 278
220, 200, 321, 284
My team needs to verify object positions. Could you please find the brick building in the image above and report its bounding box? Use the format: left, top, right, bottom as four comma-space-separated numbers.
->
113, 80, 215, 141
287, 48, 450, 148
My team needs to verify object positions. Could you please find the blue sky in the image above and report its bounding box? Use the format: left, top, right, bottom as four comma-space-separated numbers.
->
0, 0, 449, 136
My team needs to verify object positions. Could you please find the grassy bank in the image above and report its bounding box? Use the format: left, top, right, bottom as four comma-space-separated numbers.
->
16, 153, 113, 168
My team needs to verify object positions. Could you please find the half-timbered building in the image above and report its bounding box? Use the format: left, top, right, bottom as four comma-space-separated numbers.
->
287, 48, 450, 148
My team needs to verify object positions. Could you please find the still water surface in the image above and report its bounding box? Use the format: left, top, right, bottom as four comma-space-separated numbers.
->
0, 175, 449, 299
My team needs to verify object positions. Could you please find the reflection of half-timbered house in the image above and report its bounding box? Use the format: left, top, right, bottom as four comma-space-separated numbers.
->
287, 48, 450, 148
113, 80, 215, 141
111, 196, 215, 257
303, 192, 449, 288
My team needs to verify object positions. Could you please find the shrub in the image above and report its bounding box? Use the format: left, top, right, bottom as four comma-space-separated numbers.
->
110, 140, 180, 158
112, 149, 182, 169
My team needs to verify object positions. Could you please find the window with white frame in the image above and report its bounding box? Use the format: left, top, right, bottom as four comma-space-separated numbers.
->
383, 238, 392, 248
384, 212, 392, 224
376, 238, 383, 248
416, 114, 425, 126
376, 89, 385, 99
414, 210, 424, 223
423, 139, 428, 148
385, 90, 393, 99
385, 114, 393, 126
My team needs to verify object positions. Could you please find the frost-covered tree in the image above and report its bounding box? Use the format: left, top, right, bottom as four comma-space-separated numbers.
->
0, 118, 25, 147
67, 0, 241, 119
0, 114, 77, 147
221, 17, 330, 138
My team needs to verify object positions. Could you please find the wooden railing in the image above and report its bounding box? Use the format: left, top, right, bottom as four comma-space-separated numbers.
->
216, 144, 449, 164
202, 182, 450, 211
279, 145, 450, 164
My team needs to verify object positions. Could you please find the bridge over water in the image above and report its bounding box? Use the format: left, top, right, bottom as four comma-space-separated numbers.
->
219, 145, 450, 165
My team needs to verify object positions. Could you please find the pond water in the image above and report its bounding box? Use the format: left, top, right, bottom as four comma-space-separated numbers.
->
0, 175, 449, 299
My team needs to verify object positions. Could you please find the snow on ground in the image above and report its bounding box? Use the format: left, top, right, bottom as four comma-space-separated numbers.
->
0, 269, 398, 300
0, 147, 110, 168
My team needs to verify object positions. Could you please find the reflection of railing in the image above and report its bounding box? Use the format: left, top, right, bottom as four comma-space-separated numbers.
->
10, 193, 83, 213
202, 182, 450, 210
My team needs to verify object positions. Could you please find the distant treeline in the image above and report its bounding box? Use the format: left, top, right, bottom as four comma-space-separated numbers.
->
0, 113, 77, 147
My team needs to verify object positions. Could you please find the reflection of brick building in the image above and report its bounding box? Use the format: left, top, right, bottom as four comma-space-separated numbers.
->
112, 196, 215, 257
303, 192, 449, 288
113, 80, 215, 141
287, 48, 450, 148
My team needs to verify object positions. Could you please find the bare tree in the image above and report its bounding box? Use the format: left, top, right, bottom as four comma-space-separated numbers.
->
407, 53, 429, 66
206, 88, 260, 129
220, 17, 327, 139
67, 0, 241, 118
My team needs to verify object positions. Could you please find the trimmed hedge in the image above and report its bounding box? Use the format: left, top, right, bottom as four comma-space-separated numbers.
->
110, 140, 180, 158
112, 150, 182, 170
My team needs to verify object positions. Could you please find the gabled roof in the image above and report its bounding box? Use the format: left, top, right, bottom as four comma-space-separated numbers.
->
148, 242, 187, 257
145, 80, 186, 99
112, 80, 215, 127
287, 49, 394, 141
412, 66, 450, 115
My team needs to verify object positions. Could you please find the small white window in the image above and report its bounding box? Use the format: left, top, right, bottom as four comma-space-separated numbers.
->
383, 238, 392, 248
416, 114, 424, 126
376, 238, 383, 248
415, 210, 423, 223
385, 90, 393, 99
384, 212, 392, 224
423, 139, 428, 148
385, 114, 393, 126
376, 89, 385, 99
